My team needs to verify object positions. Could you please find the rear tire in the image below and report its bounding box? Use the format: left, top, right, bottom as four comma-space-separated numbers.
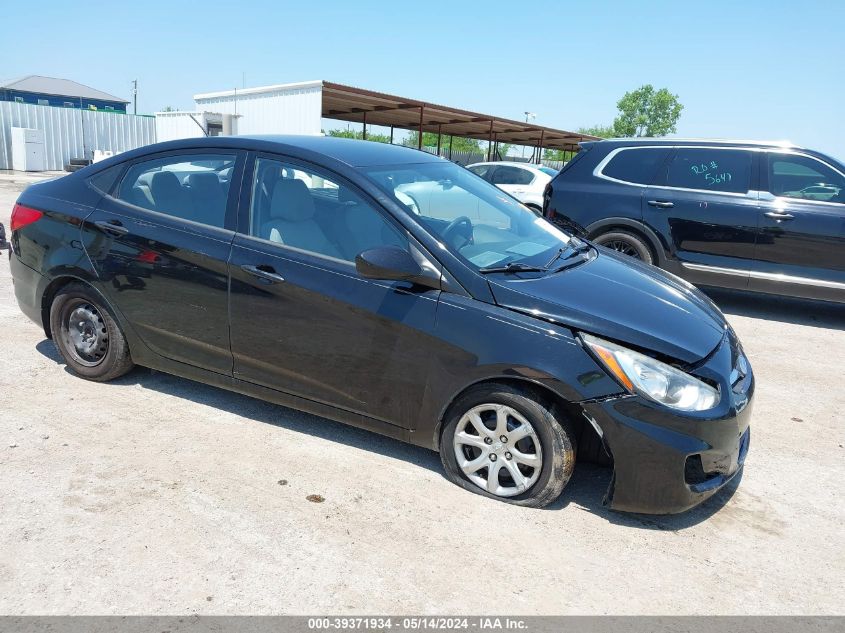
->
440, 383, 577, 508
49, 282, 134, 382
594, 230, 654, 264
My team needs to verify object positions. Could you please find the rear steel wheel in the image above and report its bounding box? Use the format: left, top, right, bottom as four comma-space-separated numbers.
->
50, 282, 134, 382
63, 301, 109, 367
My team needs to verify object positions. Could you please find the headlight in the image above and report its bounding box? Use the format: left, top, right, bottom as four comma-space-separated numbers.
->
581, 333, 720, 412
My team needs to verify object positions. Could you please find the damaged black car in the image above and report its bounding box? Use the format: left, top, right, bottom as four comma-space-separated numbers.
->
8, 136, 753, 513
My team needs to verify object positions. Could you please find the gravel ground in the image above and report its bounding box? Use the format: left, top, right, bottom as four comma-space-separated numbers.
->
0, 172, 843, 615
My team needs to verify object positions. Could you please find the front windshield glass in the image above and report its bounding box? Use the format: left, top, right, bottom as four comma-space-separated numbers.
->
362, 161, 573, 270
539, 166, 559, 177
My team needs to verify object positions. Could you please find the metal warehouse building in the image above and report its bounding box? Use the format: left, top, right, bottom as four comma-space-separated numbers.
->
0, 75, 129, 112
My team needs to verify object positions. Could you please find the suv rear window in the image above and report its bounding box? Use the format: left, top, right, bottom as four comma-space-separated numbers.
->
601, 148, 671, 185
664, 148, 752, 194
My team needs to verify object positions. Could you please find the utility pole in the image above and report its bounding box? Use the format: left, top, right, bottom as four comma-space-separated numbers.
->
132, 79, 138, 115
522, 111, 536, 159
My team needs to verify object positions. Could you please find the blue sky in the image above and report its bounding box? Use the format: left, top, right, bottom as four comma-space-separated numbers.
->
3, 0, 843, 159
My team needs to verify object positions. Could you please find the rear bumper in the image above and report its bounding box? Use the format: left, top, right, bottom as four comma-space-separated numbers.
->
10, 252, 45, 328
584, 330, 754, 514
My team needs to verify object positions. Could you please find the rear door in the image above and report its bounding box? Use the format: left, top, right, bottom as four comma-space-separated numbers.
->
751, 151, 845, 301
643, 146, 759, 289
82, 149, 245, 374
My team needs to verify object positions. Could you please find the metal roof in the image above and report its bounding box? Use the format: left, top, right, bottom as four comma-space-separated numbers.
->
321, 81, 597, 151
193, 80, 598, 151
0, 75, 129, 103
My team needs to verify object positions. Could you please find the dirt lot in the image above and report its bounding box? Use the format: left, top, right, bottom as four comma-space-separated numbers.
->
0, 172, 843, 615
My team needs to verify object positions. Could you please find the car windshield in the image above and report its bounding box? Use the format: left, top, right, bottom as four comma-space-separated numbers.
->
538, 166, 559, 177
362, 161, 574, 270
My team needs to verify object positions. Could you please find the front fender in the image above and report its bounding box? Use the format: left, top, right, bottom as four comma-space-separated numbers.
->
412, 293, 624, 450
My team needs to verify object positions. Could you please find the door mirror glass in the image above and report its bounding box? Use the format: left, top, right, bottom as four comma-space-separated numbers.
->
355, 246, 423, 281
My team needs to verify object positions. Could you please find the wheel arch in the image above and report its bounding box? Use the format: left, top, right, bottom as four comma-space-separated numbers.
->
40, 273, 96, 338
586, 218, 667, 267
432, 376, 611, 465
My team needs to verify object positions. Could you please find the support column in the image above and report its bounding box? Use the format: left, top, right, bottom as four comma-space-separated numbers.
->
362, 111, 367, 140
418, 106, 424, 150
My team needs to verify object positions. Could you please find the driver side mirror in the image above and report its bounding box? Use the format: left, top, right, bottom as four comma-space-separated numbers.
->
355, 246, 423, 282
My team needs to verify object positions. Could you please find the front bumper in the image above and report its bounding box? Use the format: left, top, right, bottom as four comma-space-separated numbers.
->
584, 329, 754, 514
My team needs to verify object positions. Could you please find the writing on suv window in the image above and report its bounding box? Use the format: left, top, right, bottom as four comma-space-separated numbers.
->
690, 160, 733, 187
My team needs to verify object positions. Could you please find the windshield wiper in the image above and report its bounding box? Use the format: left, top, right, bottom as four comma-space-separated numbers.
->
544, 237, 591, 269
479, 262, 548, 274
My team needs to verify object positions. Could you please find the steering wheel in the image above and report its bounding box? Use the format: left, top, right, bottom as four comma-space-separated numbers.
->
442, 216, 474, 250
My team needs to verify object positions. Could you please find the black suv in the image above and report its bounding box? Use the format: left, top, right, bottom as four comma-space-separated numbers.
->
544, 139, 845, 303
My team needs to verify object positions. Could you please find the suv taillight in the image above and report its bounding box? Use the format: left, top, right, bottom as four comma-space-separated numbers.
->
10, 204, 43, 232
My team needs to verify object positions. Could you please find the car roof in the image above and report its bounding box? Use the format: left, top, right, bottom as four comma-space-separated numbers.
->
467, 161, 544, 169
91, 135, 445, 171
585, 137, 801, 150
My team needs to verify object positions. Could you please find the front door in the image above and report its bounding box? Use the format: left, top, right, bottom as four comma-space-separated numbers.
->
643, 146, 759, 289
83, 149, 244, 374
228, 154, 441, 428
751, 151, 845, 301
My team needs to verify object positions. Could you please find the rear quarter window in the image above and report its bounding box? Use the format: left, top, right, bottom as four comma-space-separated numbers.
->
600, 148, 671, 185
664, 148, 752, 194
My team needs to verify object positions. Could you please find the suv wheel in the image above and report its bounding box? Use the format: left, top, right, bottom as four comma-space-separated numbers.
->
49, 283, 134, 381
594, 230, 654, 264
440, 383, 576, 508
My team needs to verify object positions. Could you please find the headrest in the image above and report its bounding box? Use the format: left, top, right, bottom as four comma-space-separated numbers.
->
186, 172, 222, 194
150, 171, 182, 198
270, 179, 315, 222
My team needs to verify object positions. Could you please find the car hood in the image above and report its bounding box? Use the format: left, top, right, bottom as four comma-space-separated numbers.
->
487, 249, 727, 364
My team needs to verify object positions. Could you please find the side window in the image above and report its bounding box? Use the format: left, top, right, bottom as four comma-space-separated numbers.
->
491, 166, 534, 185
768, 153, 845, 204
115, 153, 236, 228
249, 157, 407, 263
467, 165, 491, 180
88, 165, 124, 195
601, 148, 671, 185
665, 148, 751, 194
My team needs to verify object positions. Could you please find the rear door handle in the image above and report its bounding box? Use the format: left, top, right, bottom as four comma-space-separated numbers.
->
94, 219, 129, 236
241, 264, 285, 284
764, 211, 795, 221
647, 200, 674, 209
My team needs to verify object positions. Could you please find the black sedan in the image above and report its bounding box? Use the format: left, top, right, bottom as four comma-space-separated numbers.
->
7, 136, 753, 513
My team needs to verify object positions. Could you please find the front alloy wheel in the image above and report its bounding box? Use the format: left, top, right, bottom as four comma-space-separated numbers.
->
453, 404, 543, 496
440, 383, 577, 508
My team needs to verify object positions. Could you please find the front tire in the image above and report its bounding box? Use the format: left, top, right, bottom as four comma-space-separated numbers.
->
594, 230, 654, 264
440, 384, 576, 508
49, 282, 134, 382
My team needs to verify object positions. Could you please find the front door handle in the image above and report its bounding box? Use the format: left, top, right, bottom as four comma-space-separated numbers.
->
241, 264, 285, 284
94, 219, 129, 236
647, 200, 674, 209
764, 211, 795, 221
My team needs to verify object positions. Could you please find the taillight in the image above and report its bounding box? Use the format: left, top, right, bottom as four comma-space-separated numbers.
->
10, 204, 43, 232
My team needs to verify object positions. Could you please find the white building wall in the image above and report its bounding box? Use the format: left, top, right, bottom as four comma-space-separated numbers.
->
154, 111, 210, 142
193, 80, 323, 136
0, 102, 156, 171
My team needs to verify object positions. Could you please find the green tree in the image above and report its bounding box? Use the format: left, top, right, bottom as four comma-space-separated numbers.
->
405, 131, 484, 153
543, 148, 580, 162
326, 128, 391, 143
577, 124, 615, 138
612, 85, 683, 137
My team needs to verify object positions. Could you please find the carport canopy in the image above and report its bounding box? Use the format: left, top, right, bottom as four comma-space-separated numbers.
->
322, 81, 598, 154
